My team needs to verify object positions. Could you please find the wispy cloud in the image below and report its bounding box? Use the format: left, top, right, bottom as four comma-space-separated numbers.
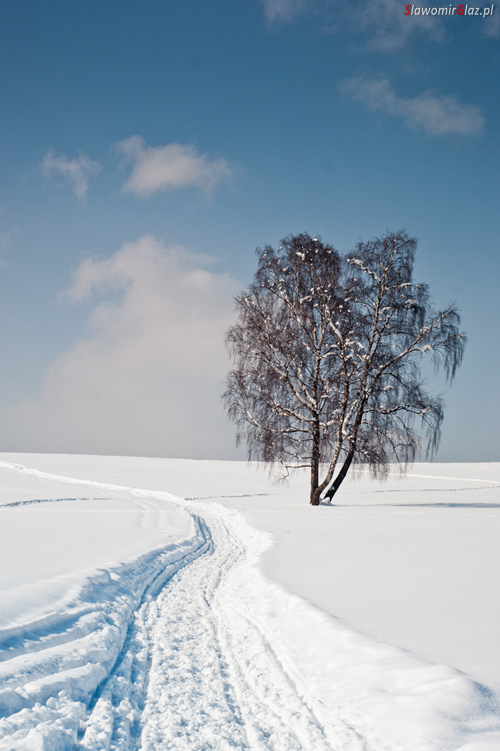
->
42, 151, 102, 202
483, 11, 500, 37
340, 76, 484, 136
4, 236, 241, 458
357, 0, 443, 51
262, 0, 308, 23
116, 136, 232, 197
259, 0, 442, 48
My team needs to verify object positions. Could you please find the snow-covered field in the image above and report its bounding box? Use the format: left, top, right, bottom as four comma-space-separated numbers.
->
0, 453, 499, 750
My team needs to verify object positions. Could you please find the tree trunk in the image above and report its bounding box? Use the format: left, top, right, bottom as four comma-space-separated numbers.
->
310, 484, 323, 505
310, 487, 320, 505
309, 416, 321, 505
325, 447, 355, 500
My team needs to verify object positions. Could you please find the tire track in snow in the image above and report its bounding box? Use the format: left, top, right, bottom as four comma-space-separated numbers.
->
81, 504, 361, 751
2, 460, 500, 750
0, 531, 210, 750
79, 514, 213, 751
135, 510, 358, 751
0, 461, 367, 751
201, 509, 370, 751
0, 466, 211, 750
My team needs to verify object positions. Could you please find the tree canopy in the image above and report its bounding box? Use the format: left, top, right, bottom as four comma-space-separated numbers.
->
224, 231, 466, 505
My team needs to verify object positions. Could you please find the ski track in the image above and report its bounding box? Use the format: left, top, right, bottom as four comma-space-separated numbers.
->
0, 463, 364, 751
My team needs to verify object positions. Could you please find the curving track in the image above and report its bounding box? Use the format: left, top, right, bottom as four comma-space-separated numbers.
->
2, 461, 499, 751
0, 464, 366, 751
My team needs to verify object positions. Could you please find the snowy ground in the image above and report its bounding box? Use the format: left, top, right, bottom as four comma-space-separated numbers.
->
0, 454, 499, 750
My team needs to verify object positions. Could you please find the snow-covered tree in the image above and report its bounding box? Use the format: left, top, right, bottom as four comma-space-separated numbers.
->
224, 231, 466, 505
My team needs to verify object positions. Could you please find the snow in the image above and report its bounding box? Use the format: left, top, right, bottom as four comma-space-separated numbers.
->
0, 453, 499, 750
0, 462, 194, 632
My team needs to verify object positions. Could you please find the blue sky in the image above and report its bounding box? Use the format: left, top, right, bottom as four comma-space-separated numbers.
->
0, 0, 498, 462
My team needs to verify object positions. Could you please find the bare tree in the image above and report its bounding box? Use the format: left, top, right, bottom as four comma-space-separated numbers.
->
224, 231, 466, 505
317, 231, 466, 503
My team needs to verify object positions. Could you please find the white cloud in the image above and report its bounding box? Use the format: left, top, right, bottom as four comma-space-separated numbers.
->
340, 76, 484, 136
357, 0, 443, 51
4, 236, 242, 459
262, 0, 308, 23
116, 136, 232, 197
259, 0, 442, 48
42, 151, 102, 201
